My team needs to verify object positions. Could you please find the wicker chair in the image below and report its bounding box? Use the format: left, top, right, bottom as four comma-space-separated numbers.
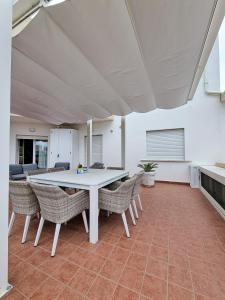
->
26, 169, 48, 176
99, 176, 136, 237
48, 167, 65, 173
30, 183, 89, 256
107, 166, 124, 170
8, 181, 39, 243
89, 162, 105, 169
107, 166, 130, 182
131, 171, 144, 218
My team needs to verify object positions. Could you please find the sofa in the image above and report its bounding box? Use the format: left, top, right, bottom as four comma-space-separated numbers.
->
9, 163, 38, 181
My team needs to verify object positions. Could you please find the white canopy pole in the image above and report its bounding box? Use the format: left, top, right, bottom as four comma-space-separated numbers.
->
121, 116, 126, 169
87, 119, 92, 167
0, 0, 12, 297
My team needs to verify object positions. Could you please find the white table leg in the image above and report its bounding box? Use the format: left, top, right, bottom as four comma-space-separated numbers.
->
89, 187, 98, 244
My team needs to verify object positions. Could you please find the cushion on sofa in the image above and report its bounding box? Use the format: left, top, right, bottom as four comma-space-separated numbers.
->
11, 174, 26, 181
9, 164, 23, 175
22, 163, 38, 173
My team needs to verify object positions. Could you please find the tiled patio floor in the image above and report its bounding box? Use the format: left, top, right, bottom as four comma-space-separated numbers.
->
5, 183, 225, 300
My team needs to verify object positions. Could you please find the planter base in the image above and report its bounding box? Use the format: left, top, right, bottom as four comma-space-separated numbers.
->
142, 172, 156, 187
141, 184, 155, 188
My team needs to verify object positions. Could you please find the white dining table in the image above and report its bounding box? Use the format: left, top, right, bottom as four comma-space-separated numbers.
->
28, 168, 129, 244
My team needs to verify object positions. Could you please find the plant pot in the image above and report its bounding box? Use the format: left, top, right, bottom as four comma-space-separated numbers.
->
77, 168, 84, 174
142, 172, 156, 187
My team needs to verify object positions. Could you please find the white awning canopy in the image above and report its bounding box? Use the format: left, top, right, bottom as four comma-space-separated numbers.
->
11, 0, 225, 124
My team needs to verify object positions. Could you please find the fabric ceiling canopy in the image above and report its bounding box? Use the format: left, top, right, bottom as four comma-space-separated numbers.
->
12, 0, 225, 124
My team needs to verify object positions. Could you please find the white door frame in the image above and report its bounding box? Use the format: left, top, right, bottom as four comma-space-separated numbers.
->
0, 0, 12, 297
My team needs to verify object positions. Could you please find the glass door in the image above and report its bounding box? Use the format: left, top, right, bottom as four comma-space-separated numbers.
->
35, 140, 48, 168
18, 139, 33, 164
17, 138, 48, 167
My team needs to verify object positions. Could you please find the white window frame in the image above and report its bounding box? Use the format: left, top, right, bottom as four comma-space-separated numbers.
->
146, 128, 185, 161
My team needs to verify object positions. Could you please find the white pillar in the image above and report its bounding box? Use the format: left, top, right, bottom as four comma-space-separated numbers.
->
121, 116, 126, 169
87, 119, 92, 167
0, 0, 12, 297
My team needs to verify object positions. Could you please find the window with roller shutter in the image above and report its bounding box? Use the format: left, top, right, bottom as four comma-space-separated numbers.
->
146, 128, 185, 161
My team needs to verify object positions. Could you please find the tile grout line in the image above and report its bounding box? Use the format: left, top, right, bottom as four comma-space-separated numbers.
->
138, 239, 152, 300
166, 236, 169, 300
110, 248, 132, 299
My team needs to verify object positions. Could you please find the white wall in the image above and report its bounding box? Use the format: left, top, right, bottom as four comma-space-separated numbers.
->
75, 76, 225, 183
10, 122, 53, 164
219, 18, 225, 92
205, 18, 225, 93
78, 117, 121, 167
126, 77, 224, 182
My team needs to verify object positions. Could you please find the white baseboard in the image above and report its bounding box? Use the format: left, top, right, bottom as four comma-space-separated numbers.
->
200, 186, 225, 221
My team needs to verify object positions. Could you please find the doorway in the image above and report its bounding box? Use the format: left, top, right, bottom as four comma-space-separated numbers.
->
18, 139, 33, 164
17, 137, 48, 168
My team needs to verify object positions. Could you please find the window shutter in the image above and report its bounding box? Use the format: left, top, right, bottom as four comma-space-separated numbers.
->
85, 135, 103, 164
92, 135, 103, 163
146, 129, 185, 161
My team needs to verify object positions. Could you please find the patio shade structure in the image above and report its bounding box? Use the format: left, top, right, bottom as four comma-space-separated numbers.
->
1, 0, 225, 297
11, 0, 225, 124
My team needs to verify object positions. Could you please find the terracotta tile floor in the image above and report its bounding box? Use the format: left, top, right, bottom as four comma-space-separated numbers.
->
5, 183, 225, 300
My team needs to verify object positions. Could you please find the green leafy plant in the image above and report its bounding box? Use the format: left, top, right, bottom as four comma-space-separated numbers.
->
138, 162, 158, 173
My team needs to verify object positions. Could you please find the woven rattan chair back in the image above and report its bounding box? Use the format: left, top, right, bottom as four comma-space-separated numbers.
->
107, 166, 124, 170
99, 175, 136, 214
26, 169, 48, 176
133, 171, 144, 198
48, 167, 65, 173
30, 183, 71, 223
9, 181, 39, 215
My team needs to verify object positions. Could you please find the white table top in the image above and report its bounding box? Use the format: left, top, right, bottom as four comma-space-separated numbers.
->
199, 165, 225, 185
28, 169, 129, 189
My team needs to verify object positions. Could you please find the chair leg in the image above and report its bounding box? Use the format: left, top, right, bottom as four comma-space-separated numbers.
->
121, 212, 130, 238
51, 223, 61, 257
8, 212, 16, 236
82, 210, 89, 233
138, 194, 143, 211
21, 215, 31, 244
129, 204, 136, 225
34, 217, 45, 247
132, 199, 139, 219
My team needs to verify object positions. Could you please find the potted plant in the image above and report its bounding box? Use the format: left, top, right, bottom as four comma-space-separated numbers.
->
138, 162, 158, 187
77, 163, 84, 174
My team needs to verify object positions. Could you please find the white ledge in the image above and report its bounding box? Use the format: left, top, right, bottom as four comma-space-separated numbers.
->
140, 159, 192, 163
199, 165, 225, 185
